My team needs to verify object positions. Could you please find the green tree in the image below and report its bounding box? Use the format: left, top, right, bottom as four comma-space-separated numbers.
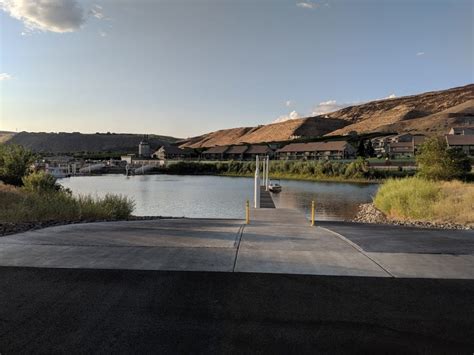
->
0, 145, 36, 186
356, 140, 366, 157
416, 136, 471, 180
365, 140, 375, 157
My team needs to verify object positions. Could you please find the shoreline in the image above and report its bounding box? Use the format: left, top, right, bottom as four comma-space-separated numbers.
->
352, 203, 473, 230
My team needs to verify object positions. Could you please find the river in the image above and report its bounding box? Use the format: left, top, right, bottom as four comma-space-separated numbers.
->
60, 174, 378, 220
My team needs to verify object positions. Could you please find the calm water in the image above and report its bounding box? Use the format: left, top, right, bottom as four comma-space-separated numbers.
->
60, 174, 378, 220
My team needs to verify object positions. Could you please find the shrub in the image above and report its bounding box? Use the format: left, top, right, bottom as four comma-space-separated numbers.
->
374, 177, 441, 220
374, 177, 474, 226
0, 184, 135, 223
0, 145, 36, 186
22, 171, 62, 194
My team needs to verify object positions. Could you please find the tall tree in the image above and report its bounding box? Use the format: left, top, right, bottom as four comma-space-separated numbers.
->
416, 137, 471, 180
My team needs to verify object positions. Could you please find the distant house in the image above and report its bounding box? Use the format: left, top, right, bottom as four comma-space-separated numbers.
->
277, 141, 355, 160
201, 146, 229, 160
448, 126, 474, 135
372, 134, 425, 158
244, 145, 274, 160
224, 145, 248, 160
153, 146, 193, 160
445, 135, 474, 156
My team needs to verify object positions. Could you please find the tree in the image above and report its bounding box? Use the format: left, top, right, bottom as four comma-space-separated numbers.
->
365, 140, 375, 157
356, 140, 366, 157
416, 136, 471, 180
0, 145, 36, 186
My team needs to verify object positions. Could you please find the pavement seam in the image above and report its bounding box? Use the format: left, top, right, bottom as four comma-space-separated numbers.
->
319, 226, 396, 278
232, 224, 245, 272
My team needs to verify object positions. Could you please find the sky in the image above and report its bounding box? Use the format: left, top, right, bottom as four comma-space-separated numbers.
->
0, 0, 473, 138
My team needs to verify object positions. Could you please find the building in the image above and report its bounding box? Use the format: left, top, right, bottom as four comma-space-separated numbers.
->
371, 134, 425, 158
153, 146, 193, 160
448, 125, 474, 135
224, 145, 248, 160
243, 145, 274, 160
277, 141, 356, 160
138, 138, 151, 158
201, 146, 229, 160
445, 135, 474, 156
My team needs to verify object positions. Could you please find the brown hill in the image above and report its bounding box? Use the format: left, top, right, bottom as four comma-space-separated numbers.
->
179, 117, 348, 148
326, 84, 474, 135
180, 84, 473, 148
4, 132, 179, 154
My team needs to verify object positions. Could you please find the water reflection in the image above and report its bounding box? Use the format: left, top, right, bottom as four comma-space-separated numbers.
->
60, 175, 378, 220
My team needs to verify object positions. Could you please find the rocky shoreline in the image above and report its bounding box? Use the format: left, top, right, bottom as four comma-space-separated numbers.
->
352, 203, 473, 230
0, 216, 182, 237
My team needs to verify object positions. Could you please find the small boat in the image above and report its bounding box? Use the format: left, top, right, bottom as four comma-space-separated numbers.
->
268, 180, 282, 193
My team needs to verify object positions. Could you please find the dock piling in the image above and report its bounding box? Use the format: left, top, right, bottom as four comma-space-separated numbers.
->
311, 200, 315, 226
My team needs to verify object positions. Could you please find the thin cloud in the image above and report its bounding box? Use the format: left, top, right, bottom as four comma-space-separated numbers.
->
285, 100, 293, 107
416, 52, 425, 56
311, 100, 351, 115
0, 73, 12, 81
90, 6, 104, 19
296, 2, 319, 9
273, 110, 301, 123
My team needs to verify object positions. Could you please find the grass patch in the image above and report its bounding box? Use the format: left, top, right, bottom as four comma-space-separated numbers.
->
374, 177, 474, 226
0, 183, 134, 223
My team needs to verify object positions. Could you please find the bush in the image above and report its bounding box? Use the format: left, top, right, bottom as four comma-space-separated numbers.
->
0, 145, 36, 186
374, 177, 441, 220
22, 171, 62, 194
0, 184, 135, 223
416, 136, 471, 180
374, 177, 474, 226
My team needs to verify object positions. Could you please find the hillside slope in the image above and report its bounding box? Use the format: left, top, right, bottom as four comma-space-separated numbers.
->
180, 117, 348, 148
180, 84, 474, 148
4, 132, 179, 154
326, 84, 473, 135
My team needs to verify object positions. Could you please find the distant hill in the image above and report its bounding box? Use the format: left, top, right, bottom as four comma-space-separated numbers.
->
3, 132, 179, 154
179, 84, 473, 148
326, 84, 474, 136
179, 117, 348, 148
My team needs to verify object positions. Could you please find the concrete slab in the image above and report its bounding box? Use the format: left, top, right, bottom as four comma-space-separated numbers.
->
367, 253, 474, 279
318, 221, 474, 255
0, 244, 236, 272
0, 219, 242, 248
236, 208, 390, 276
235, 249, 389, 276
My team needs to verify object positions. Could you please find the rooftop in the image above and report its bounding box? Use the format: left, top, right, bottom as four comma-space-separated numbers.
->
277, 141, 351, 153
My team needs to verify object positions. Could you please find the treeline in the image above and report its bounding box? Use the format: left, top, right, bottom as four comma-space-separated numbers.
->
159, 159, 412, 181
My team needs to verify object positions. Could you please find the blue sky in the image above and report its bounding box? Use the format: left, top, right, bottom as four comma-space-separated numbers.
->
1, 0, 472, 138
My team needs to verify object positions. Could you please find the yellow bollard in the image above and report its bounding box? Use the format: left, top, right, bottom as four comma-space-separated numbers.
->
245, 200, 250, 225
311, 200, 315, 226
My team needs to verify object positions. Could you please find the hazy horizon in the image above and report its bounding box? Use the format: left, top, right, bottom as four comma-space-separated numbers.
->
1, 0, 473, 137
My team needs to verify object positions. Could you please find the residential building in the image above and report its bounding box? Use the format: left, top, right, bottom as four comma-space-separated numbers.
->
201, 146, 229, 160
243, 145, 274, 160
153, 146, 193, 160
277, 141, 356, 160
224, 145, 248, 160
448, 125, 474, 135
445, 135, 474, 156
